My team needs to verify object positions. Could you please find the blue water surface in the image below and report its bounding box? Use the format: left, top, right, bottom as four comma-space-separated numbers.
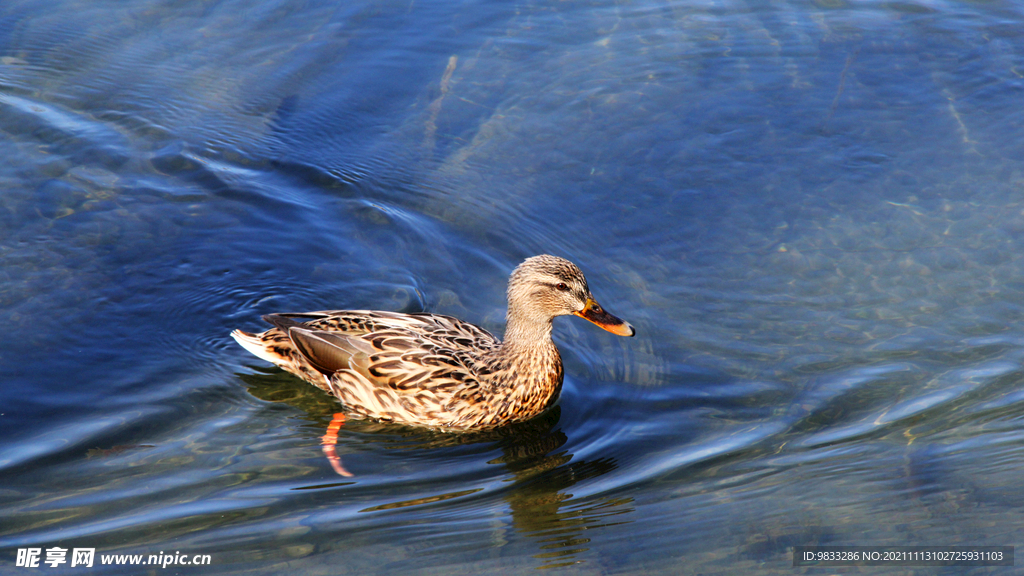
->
2, 0, 1024, 573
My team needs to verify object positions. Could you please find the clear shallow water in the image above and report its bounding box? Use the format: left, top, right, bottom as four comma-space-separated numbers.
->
2, 0, 1024, 573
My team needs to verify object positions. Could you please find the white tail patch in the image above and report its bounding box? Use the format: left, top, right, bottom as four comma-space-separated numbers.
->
231, 330, 282, 365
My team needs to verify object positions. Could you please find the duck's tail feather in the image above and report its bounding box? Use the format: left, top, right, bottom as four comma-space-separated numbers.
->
231, 329, 283, 365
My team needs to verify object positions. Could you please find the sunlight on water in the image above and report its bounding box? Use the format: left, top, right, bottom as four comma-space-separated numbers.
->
2, 0, 1024, 572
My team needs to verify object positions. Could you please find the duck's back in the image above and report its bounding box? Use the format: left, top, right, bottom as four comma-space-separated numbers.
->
231, 310, 507, 427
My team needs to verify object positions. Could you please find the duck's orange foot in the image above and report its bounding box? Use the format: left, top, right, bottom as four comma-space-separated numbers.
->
321, 412, 353, 477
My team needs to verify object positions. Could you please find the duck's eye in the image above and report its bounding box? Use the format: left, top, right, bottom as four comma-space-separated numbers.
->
556, 282, 569, 292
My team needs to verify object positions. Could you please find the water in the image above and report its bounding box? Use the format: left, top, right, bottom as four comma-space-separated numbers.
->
2, 0, 1024, 572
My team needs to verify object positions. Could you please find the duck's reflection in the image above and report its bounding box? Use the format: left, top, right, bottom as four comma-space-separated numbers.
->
241, 367, 635, 568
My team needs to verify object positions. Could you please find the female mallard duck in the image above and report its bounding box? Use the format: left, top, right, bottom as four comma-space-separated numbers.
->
232, 255, 634, 430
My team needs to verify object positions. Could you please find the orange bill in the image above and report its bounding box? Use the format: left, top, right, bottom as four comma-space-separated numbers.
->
573, 297, 635, 337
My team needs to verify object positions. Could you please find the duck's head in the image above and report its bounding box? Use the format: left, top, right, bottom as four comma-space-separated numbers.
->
506, 255, 635, 337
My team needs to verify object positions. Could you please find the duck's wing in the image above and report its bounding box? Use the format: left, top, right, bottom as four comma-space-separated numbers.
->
262, 311, 382, 336
282, 321, 495, 388
266, 310, 500, 348
281, 327, 374, 376
273, 312, 501, 425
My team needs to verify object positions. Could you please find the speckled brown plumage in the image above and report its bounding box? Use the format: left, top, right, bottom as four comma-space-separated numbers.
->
232, 255, 634, 430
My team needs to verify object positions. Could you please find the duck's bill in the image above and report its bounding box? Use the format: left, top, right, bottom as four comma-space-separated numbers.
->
574, 297, 636, 337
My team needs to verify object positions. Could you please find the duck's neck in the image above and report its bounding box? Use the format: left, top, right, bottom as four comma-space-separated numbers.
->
502, 312, 554, 349
482, 313, 562, 420
495, 312, 562, 388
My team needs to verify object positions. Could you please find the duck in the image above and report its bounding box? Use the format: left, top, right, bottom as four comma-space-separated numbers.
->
231, 255, 635, 431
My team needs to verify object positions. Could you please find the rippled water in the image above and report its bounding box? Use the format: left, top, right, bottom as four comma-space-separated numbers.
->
3, 0, 1024, 573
